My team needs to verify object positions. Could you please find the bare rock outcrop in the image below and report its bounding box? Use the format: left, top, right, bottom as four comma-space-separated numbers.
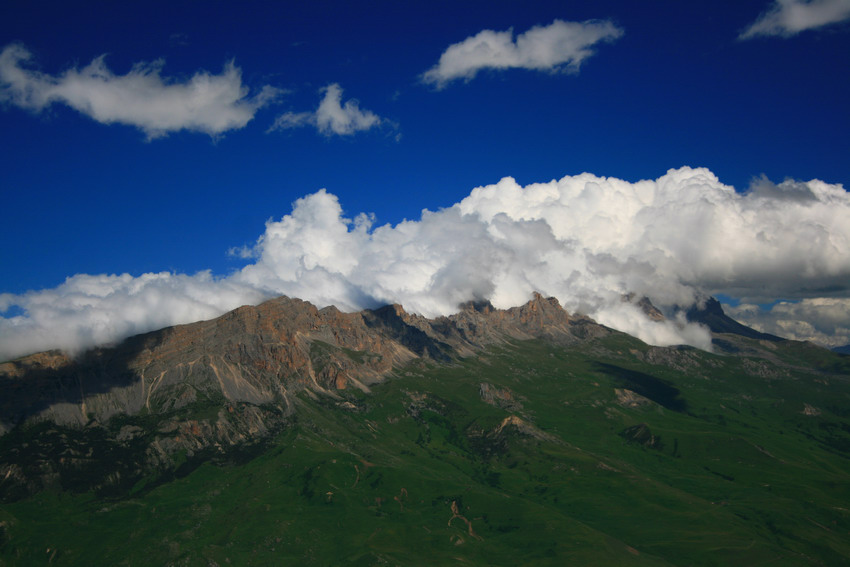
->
479, 383, 523, 412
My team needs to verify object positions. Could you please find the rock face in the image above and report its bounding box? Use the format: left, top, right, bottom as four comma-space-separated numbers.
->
0, 293, 607, 496
0, 297, 401, 432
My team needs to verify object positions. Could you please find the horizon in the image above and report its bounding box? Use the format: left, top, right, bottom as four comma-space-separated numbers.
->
1, 0, 849, 360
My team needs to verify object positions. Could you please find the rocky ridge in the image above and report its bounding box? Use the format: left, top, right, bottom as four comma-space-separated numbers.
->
0, 292, 599, 433
0, 293, 608, 497
2, 291, 829, 500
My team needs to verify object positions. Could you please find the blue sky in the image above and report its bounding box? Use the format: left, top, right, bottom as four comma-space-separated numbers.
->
1, 0, 849, 359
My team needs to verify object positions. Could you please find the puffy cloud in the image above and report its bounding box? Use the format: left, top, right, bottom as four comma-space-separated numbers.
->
2, 167, 849, 361
726, 298, 850, 348
0, 43, 280, 138
458, 170, 850, 304
422, 19, 623, 89
740, 0, 850, 39
268, 83, 383, 136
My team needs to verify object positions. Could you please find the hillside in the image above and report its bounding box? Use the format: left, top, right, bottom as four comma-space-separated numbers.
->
1, 295, 849, 565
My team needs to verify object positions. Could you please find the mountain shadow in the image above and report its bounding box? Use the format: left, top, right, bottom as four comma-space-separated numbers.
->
362, 305, 454, 362
0, 330, 159, 432
595, 362, 688, 412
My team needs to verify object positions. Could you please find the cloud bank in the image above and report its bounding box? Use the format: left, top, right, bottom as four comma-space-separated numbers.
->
2, 167, 849, 361
740, 0, 850, 39
0, 43, 279, 138
0, 273, 267, 359
269, 83, 383, 136
422, 19, 623, 89
726, 298, 850, 348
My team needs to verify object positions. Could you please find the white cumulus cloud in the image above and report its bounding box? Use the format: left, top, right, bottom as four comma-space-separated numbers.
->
740, 0, 850, 39
0, 43, 280, 138
422, 19, 623, 89
0, 272, 267, 359
268, 83, 383, 136
2, 167, 849, 361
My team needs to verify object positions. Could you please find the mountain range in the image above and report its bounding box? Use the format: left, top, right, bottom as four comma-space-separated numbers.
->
1, 294, 849, 565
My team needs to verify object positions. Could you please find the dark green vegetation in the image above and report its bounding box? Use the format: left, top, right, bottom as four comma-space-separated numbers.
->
2, 332, 850, 566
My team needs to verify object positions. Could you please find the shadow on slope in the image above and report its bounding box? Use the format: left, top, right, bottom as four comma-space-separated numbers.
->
594, 362, 688, 412
0, 330, 162, 432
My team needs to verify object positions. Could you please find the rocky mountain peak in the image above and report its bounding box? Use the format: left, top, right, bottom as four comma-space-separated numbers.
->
685, 297, 781, 342
622, 293, 666, 322
457, 299, 495, 314
0, 293, 600, 436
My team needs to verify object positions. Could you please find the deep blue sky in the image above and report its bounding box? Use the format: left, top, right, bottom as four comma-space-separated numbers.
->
1, 0, 848, 295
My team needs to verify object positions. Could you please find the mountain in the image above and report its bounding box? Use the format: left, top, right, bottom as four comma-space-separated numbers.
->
1, 294, 850, 565
833, 344, 850, 355
0, 294, 602, 495
0, 293, 598, 429
685, 296, 782, 342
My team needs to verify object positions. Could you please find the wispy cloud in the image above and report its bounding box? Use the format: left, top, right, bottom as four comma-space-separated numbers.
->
2, 167, 849, 361
421, 19, 623, 89
268, 83, 384, 136
740, 0, 850, 39
0, 43, 280, 138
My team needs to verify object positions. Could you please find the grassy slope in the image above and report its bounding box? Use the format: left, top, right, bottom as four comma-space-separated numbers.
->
2, 334, 850, 566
